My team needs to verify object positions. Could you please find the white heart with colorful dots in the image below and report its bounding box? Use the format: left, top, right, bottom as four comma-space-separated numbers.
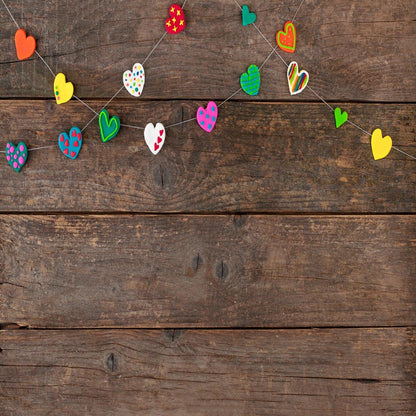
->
123, 63, 145, 97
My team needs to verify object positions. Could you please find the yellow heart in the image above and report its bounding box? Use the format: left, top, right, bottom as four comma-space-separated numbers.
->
54, 73, 73, 105
371, 128, 392, 160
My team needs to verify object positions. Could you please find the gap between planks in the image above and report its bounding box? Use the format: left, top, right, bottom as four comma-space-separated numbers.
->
1, 325, 416, 331
0, 97, 415, 105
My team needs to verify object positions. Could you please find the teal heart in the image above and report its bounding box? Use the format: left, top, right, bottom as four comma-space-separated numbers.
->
99, 109, 121, 143
334, 107, 348, 128
240, 64, 260, 96
242, 5, 256, 26
5, 141, 27, 172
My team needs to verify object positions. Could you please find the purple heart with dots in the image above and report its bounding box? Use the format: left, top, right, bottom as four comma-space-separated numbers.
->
6, 142, 28, 172
197, 101, 218, 133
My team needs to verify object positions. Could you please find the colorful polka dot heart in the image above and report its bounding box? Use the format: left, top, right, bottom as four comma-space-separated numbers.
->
59, 127, 82, 159
197, 101, 218, 133
123, 63, 145, 97
6, 142, 28, 172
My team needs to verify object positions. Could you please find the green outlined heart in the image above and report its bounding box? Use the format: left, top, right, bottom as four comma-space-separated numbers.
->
99, 109, 121, 143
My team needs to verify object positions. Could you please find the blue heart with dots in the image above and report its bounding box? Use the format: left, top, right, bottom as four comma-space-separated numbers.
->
197, 101, 218, 133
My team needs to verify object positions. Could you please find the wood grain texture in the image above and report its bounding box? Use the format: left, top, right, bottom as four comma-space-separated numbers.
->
1, 0, 415, 412
0, 328, 415, 415
0, 100, 415, 213
0, 0, 415, 101
1, 215, 415, 328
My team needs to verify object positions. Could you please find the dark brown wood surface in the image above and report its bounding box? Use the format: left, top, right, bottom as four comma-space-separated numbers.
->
0, 101, 414, 213
0, 0, 415, 414
1, 329, 415, 415
0, 215, 415, 328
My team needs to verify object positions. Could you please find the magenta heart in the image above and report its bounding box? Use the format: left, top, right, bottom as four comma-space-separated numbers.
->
197, 101, 218, 133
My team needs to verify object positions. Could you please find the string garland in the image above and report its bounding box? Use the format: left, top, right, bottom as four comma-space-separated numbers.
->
1, 0, 415, 172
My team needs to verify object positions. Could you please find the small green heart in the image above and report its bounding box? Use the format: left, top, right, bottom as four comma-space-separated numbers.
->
242, 5, 256, 26
334, 107, 348, 129
99, 109, 121, 143
240, 64, 260, 96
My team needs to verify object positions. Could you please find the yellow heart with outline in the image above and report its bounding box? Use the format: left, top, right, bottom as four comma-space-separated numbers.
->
371, 128, 392, 160
54, 73, 73, 105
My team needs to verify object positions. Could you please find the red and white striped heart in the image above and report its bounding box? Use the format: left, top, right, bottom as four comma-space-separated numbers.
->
144, 123, 165, 155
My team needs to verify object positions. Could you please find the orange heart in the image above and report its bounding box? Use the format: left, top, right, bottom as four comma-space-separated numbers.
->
276, 21, 296, 53
15, 29, 36, 60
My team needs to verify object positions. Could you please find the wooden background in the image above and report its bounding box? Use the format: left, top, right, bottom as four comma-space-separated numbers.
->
0, 0, 415, 414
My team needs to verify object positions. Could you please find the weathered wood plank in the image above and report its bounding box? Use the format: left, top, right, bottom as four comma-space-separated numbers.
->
0, 101, 414, 213
0, 0, 415, 101
0, 328, 415, 415
0, 215, 414, 328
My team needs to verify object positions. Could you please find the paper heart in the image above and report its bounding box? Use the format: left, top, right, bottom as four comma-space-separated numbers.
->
123, 63, 145, 97
144, 123, 166, 155
165, 4, 186, 34
197, 101, 218, 133
334, 107, 348, 129
240, 65, 260, 96
54, 73, 74, 105
371, 128, 392, 160
276, 21, 296, 53
14, 29, 36, 60
6, 142, 27, 172
59, 127, 82, 159
242, 5, 256, 26
99, 109, 121, 143
287, 61, 309, 95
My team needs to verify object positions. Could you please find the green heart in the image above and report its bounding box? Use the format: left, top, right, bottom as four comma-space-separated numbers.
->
240, 64, 260, 96
99, 109, 121, 143
242, 5, 256, 26
334, 107, 348, 129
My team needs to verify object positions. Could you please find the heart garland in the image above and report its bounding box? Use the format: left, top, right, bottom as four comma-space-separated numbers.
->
2, 2, 410, 171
